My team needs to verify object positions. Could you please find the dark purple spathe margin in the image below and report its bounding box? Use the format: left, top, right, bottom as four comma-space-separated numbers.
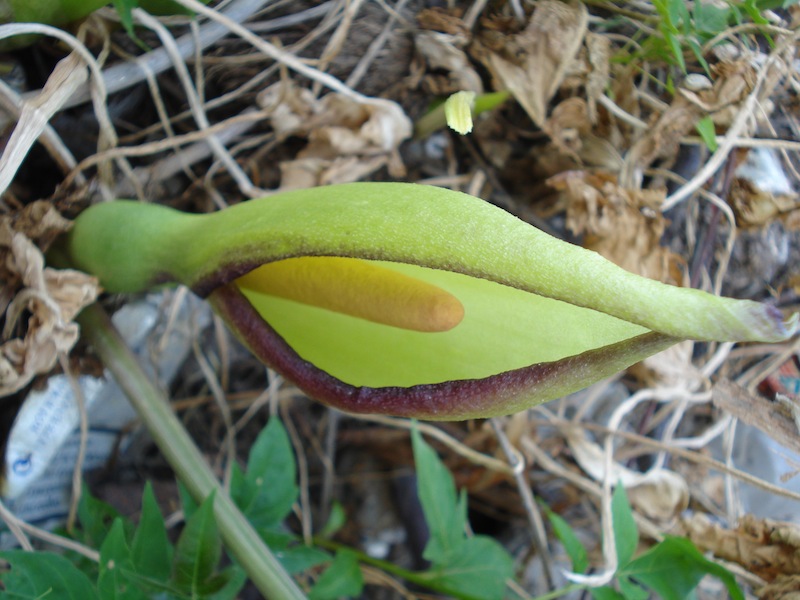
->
208, 283, 678, 421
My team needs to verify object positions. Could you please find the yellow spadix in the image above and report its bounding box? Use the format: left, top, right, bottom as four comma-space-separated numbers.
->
236, 257, 464, 333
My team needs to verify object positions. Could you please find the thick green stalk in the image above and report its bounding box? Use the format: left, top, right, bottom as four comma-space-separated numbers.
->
77, 303, 306, 600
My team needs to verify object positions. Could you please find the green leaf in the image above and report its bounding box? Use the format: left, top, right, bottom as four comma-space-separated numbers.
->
171, 492, 221, 595
542, 504, 589, 573
319, 502, 346, 538
232, 417, 298, 529
131, 482, 173, 582
98, 519, 148, 600
198, 565, 247, 600
0, 550, 99, 599
620, 536, 744, 600
617, 576, 650, 600
696, 116, 718, 152
665, 31, 686, 71
259, 531, 331, 574
412, 427, 466, 563
611, 485, 638, 566
178, 479, 199, 519
692, 1, 731, 34
77, 483, 123, 549
590, 586, 627, 600
308, 550, 363, 600
111, 0, 150, 51
419, 536, 513, 600
411, 428, 513, 600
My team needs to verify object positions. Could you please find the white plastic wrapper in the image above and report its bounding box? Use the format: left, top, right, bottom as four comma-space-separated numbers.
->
2, 293, 210, 540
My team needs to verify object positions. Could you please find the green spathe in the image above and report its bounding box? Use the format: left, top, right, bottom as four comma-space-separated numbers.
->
63, 182, 797, 418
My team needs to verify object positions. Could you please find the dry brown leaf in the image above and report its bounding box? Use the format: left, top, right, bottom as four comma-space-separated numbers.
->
681, 513, 800, 582
258, 81, 410, 189
547, 170, 682, 282
414, 30, 482, 95
757, 575, 800, 600
416, 7, 469, 36
480, 0, 588, 129
544, 98, 591, 159
0, 213, 98, 397
680, 59, 757, 115
730, 178, 800, 228
620, 95, 702, 189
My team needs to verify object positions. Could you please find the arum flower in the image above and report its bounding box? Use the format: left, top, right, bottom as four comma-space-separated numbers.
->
63, 183, 797, 420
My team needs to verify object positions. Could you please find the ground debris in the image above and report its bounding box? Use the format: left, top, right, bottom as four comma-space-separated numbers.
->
257, 80, 410, 190
0, 202, 98, 396
681, 513, 800, 583
475, 0, 588, 130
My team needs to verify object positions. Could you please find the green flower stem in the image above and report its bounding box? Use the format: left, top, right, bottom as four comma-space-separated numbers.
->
414, 91, 510, 138
77, 302, 306, 600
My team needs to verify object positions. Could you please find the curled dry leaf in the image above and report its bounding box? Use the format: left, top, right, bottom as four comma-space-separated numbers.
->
730, 148, 800, 228
545, 97, 591, 159
681, 513, 800, 582
0, 207, 99, 397
479, 0, 588, 129
414, 30, 482, 95
564, 427, 689, 521
257, 81, 411, 190
548, 170, 682, 283
730, 178, 800, 228
620, 94, 702, 189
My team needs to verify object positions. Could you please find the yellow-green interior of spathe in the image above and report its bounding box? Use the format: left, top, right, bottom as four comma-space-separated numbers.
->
237, 258, 649, 388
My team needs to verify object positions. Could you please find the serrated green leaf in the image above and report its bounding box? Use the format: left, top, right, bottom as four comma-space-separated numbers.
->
542, 504, 589, 574
78, 483, 123, 549
411, 427, 466, 563
98, 519, 148, 600
0, 550, 99, 600
234, 417, 298, 529
418, 536, 513, 600
197, 565, 247, 600
611, 485, 638, 566
308, 550, 363, 600
131, 482, 173, 582
171, 492, 221, 595
620, 536, 744, 600
178, 479, 199, 520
